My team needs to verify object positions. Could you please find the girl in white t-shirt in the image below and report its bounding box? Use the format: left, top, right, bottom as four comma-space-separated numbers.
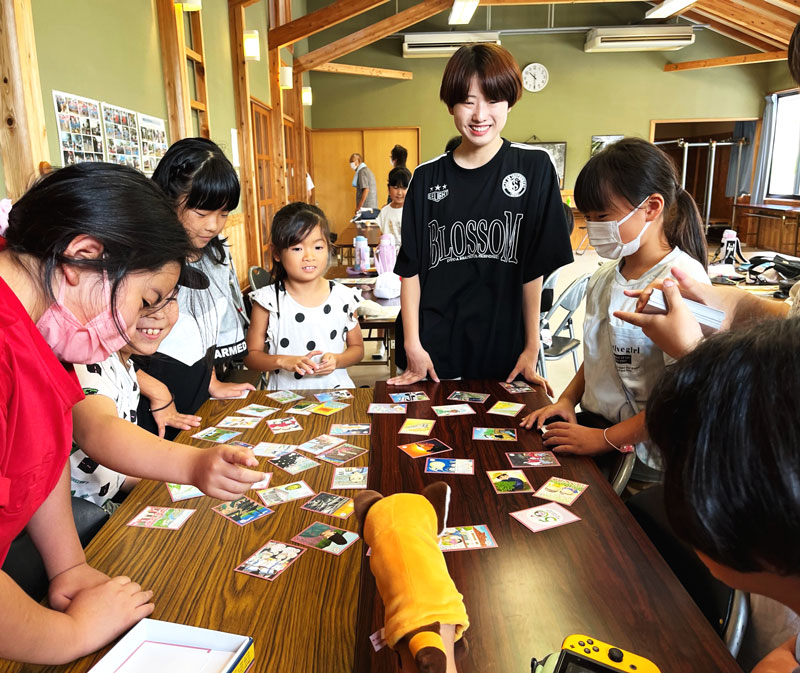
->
245, 203, 364, 390
522, 137, 710, 480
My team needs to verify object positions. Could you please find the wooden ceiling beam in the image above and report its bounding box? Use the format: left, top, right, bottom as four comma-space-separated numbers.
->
312, 62, 413, 79
294, 0, 452, 73
696, 0, 793, 42
684, 7, 785, 49
734, 0, 799, 26
268, 0, 388, 51
665, 48, 787, 70
762, 0, 800, 15
479, 0, 643, 3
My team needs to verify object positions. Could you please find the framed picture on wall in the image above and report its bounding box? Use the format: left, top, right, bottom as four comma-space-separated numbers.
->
526, 141, 567, 189
52, 90, 105, 166
101, 102, 142, 171
591, 135, 624, 157
138, 113, 169, 176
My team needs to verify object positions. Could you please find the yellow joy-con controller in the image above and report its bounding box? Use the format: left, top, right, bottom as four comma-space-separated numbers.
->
532, 634, 661, 673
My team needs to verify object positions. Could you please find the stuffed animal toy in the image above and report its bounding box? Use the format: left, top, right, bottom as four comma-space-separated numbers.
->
355, 482, 469, 672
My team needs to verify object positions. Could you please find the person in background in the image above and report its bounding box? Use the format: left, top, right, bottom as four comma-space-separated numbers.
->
377, 166, 412, 248
0, 163, 191, 664
647, 318, 800, 673
390, 144, 408, 169
349, 153, 380, 220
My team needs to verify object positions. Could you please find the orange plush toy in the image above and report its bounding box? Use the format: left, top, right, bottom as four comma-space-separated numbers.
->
355, 482, 469, 673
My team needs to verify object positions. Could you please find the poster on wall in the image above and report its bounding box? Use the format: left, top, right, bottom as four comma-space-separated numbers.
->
526, 141, 567, 189
52, 90, 105, 166
101, 102, 141, 171
138, 113, 169, 175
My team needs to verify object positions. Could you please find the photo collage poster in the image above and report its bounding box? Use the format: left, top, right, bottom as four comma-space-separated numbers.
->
53, 90, 104, 166
138, 114, 169, 175
101, 102, 141, 171
51, 90, 168, 174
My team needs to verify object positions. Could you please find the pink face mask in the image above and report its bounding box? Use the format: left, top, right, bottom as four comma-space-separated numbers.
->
36, 274, 129, 364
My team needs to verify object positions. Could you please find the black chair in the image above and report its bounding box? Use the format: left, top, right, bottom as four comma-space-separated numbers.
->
2, 497, 109, 602
626, 484, 749, 657
248, 265, 271, 292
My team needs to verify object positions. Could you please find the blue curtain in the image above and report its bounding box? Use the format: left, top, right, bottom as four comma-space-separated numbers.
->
725, 121, 757, 198
751, 95, 778, 204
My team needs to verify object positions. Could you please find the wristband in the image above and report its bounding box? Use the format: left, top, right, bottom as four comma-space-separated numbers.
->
603, 428, 634, 453
149, 395, 175, 413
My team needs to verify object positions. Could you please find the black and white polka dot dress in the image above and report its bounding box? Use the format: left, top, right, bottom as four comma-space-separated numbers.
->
250, 281, 362, 390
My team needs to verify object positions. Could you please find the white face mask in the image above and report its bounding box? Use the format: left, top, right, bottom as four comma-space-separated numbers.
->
585, 198, 651, 260
350, 162, 357, 171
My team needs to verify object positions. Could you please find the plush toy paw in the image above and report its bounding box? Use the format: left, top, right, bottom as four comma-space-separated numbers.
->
415, 647, 448, 673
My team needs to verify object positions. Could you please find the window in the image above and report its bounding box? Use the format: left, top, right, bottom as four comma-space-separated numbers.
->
767, 91, 800, 198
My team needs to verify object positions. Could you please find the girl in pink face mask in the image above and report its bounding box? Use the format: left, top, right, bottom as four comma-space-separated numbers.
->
0, 162, 193, 665
521, 138, 710, 488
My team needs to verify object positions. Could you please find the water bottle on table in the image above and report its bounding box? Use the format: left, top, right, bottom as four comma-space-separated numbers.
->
353, 235, 371, 273
375, 234, 397, 275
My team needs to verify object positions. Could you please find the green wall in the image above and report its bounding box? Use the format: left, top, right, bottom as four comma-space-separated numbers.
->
246, 2, 271, 105
307, 3, 771, 188
201, 0, 238, 159
766, 60, 795, 94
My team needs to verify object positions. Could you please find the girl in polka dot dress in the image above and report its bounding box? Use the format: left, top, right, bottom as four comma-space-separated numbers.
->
245, 203, 364, 390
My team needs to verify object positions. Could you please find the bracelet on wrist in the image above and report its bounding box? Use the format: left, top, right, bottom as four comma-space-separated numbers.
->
603, 428, 634, 453
149, 395, 175, 413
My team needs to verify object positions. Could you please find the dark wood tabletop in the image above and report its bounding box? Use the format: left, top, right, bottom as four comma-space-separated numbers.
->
338, 224, 384, 248
0, 389, 372, 673
353, 380, 743, 673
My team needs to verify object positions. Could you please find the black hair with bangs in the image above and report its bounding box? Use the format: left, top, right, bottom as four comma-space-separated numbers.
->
574, 137, 707, 269
152, 137, 240, 265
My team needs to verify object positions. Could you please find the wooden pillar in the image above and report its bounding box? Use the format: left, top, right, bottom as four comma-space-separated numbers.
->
293, 69, 307, 201
155, 0, 192, 141
228, 4, 261, 269
0, 0, 49, 200
268, 45, 287, 208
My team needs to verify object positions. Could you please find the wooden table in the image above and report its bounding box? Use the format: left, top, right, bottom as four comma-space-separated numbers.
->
353, 381, 742, 673
732, 202, 800, 255
337, 224, 383, 264
0, 390, 372, 673
327, 265, 399, 378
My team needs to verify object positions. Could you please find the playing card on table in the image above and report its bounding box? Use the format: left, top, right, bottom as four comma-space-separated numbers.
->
319, 443, 368, 466
165, 483, 204, 502
212, 497, 273, 526
368, 403, 407, 414
301, 492, 355, 519
437, 525, 498, 552
398, 438, 452, 459
292, 521, 360, 555
447, 391, 490, 403
398, 418, 435, 436
506, 451, 560, 468
192, 427, 241, 443
472, 427, 517, 441
313, 401, 349, 416
297, 434, 346, 456
314, 390, 354, 402
266, 416, 302, 434
488, 401, 525, 417
533, 476, 588, 506
234, 540, 305, 581
127, 506, 194, 530
424, 457, 474, 475
499, 381, 535, 394
510, 502, 581, 533
331, 466, 368, 490
252, 441, 295, 458
236, 403, 278, 418
486, 469, 534, 494
431, 404, 475, 417
266, 390, 304, 404
286, 400, 321, 415
388, 391, 430, 403
216, 415, 261, 429
330, 423, 371, 436
256, 480, 315, 507
268, 452, 320, 475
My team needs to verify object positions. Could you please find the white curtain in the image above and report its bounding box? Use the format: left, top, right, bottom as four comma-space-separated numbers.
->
751, 95, 778, 204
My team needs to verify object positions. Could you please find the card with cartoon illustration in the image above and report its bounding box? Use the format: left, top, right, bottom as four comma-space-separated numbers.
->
472, 427, 517, 441
212, 496, 273, 526
388, 391, 430, 403
252, 442, 295, 458
286, 400, 321, 415
319, 443, 368, 466
127, 506, 194, 530
165, 483, 204, 502
499, 380, 535, 394
447, 391, 490, 403
368, 403, 407, 414
424, 457, 474, 475
506, 451, 561, 468
300, 492, 355, 519
314, 390, 354, 402
236, 403, 278, 418
488, 401, 525, 417
431, 404, 475, 417
256, 480, 315, 507
266, 390, 304, 404
398, 438, 452, 459
217, 415, 262, 429
266, 417, 302, 434
398, 418, 435, 436
330, 423, 371, 436
331, 466, 369, 490
234, 540, 305, 581
510, 502, 581, 533
437, 525, 498, 552
533, 476, 588, 506
268, 452, 320, 475
292, 521, 360, 556
191, 427, 241, 443
229, 440, 255, 449
486, 469, 534, 494
313, 401, 350, 416
297, 434, 346, 456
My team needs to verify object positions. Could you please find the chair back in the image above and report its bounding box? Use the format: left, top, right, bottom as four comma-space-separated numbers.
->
249, 266, 271, 291
545, 273, 591, 336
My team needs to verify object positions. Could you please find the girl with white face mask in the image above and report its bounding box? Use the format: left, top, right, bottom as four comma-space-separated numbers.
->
521, 137, 710, 484
0, 163, 195, 664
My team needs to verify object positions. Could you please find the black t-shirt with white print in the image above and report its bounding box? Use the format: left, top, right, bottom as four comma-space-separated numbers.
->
394, 139, 573, 380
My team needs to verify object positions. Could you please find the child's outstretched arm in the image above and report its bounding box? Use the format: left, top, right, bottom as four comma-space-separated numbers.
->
72, 395, 266, 500
388, 275, 440, 385
506, 277, 553, 396
137, 369, 202, 438
315, 323, 365, 376
521, 364, 585, 430
543, 411, 648, 456
244, 303, 321, 376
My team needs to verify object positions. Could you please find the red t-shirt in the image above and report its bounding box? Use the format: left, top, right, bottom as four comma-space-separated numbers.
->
0, 276, 84, 564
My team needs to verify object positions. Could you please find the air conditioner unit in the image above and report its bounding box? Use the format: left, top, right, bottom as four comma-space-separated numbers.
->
584, 25, 695, 52
402, 32, 501, 58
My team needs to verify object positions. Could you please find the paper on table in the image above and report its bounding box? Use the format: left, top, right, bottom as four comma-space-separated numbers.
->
111, 641, 235, 673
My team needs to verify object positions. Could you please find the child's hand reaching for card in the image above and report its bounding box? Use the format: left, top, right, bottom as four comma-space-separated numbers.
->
520, 399, 577, 431
192, 445, 266, 501
278, 351, 322, 377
